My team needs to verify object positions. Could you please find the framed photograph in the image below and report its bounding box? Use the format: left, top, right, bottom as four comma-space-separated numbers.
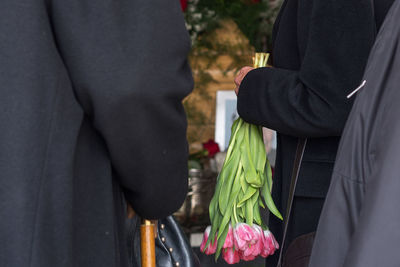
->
215, 90, 239, 152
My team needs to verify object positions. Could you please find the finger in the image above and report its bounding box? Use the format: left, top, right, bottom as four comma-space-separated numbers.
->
234, 76, 241, 87
235, 72, 245, 86
234, 68, 244, 86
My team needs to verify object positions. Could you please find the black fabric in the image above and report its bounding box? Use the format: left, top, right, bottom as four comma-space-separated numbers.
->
236, 0, 394, 266
309, 1, 400, 266
278, 138, 307, 266
0, 1, 192, 267
374, 0, 395, 29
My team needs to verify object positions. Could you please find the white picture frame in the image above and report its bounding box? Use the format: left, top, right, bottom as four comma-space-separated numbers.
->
215, 90, 239, 152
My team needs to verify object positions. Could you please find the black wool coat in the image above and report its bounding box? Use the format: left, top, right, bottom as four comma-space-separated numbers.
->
310, 1, 400, 265
0, 1, 192, 267
237, 0, 392, 265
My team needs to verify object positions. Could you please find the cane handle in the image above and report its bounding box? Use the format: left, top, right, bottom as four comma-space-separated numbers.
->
140, 220, 156, 267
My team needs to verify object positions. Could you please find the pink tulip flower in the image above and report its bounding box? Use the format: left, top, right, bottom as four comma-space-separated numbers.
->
239, 250, 256, 261
200, 226, 217, 255
252, 225, 265, 256
241, 225, 264, 257
222, 247, 240, 264
223, 225, 235, 249
233, 223, 257, 251
262, 230, 279, 256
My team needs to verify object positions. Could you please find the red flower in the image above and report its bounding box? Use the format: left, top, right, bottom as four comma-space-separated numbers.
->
180, 0, 188, 11
202, 139, 220, 158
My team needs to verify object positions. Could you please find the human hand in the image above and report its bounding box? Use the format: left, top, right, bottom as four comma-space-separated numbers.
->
234, 66, 254, 95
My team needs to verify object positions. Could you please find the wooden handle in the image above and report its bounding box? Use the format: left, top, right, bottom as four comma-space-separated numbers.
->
140, 220, 156, 267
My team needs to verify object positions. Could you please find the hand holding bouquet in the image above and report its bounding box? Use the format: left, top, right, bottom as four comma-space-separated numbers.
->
201, 53, 282, 264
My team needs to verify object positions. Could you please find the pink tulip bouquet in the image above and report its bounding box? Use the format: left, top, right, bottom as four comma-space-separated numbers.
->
201, 53, 282, 264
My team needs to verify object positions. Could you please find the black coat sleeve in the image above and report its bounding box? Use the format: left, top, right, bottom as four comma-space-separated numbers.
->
50, 0, 193, 219
237, 0, 375, 137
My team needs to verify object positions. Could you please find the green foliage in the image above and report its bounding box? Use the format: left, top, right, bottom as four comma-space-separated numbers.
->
185, 0, 278, 51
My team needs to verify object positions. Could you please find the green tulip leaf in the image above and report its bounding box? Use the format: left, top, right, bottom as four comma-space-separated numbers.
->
239, 169, 248, 192
224, 118, 244, 162
215, 223, 229, 261
240, 124, 258, 184
245, 198, 254, 226
259, 197, 265, 209
266, 160, 273, 192
218, 155, 241, 214
262, 171, 283, 220
250, 124, 267, 173
237, 186, 256, 207
253, 192, 262, 225
218, 172, 241, 239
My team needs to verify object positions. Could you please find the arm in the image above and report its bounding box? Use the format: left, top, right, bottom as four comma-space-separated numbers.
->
237, 0, 375, 137
50, 0, 193, 219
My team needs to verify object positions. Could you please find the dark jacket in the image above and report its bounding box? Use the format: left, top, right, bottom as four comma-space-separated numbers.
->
0, 1, 192, 267
237, 0, 391, 265
309, 1, 400, 266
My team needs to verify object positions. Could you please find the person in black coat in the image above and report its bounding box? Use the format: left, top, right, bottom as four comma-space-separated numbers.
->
234, 0, 394, 265
0, 1, 192, 267
309, 1, 400, 265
